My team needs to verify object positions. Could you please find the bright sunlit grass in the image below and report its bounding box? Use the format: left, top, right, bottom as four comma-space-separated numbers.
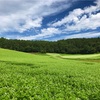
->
0, 48, 100, 100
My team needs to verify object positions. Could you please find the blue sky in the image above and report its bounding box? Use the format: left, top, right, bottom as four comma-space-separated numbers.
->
0, 0, 100, 41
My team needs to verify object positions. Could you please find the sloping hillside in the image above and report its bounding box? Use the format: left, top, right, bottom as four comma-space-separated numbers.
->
0, 48, 100, 100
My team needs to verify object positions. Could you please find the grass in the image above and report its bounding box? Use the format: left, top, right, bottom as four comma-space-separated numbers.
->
47, 53, 100, 59
0, 48, 100, 100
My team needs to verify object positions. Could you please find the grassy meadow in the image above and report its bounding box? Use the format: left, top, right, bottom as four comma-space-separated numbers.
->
0, 48, 100, 100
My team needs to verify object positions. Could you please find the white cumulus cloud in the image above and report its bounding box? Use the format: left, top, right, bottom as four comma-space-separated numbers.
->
1, 0, 100, 40
64, 31, 100, 39
19, 27, 60, 40
50, 0, 100, 32
0, 0, 74, 33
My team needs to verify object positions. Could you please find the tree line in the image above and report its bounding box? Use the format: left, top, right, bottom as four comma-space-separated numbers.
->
0, 37, 100, 54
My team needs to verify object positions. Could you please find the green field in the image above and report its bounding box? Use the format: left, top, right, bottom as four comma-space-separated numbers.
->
0, 48, 100, 100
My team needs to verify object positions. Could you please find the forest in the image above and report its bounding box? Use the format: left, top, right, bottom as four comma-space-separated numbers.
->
0, 37, 100, 54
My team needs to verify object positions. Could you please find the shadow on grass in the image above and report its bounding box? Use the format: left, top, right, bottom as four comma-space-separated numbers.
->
0, 60, 40, 69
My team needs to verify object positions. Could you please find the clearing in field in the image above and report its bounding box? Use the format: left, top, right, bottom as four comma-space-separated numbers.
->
0, 48, 100, 100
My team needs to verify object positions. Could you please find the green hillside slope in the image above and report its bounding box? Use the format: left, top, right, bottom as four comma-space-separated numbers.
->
0, 48, 100, 100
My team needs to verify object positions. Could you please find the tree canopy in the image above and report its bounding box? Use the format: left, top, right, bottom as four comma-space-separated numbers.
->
0, 37, 100, 54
